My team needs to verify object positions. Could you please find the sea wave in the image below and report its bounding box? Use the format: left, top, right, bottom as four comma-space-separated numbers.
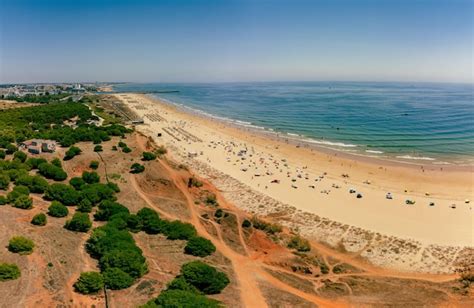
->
395, 155, 436, 161
301, 138, 358, 148
365, 150, 384, 154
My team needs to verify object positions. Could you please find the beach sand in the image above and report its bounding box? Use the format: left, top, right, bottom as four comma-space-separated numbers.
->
116, 93, 473, 273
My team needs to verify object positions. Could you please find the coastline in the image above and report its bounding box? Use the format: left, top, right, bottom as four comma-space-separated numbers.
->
155, 95, 474, 172
116, 93, 473, 273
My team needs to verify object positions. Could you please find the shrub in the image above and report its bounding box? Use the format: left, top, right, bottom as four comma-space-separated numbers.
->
0, 150, 5, 159
93, 145, 103, 152
251, 217, 282, 234
94, 200, 130, 221
0, 196, 7, 205
122, 147, 132, 153
8, 236, 34, 255
205, 194, 218, 206
51, 158, 62, 167
13, 194, 33, 209
64, 146, 82, 160
26, 157, 47, 169
80, 183, 116, 205
111, 145, 118, 151
188, 177, 203, 188
77, 198, 93, 213
89, 160, 100, 169
287, 235, 311, 252
142, 152, 156, 161
31, 213, 47, 226
137, 208, 163, 234
242, 219, 252, 228
69, 177, 86, 190
44, 183, 80, 205
65, 213, 92, 232
214, 209, 224, 218
180, 261, 230, 294
103, 267, 134, 290
13, 151, 27, 163
126, 214, 142, 233
107, 182, 120, 193
99, 249, 147, 279
130, 163, 145, 174
151, 290, 221, 307
7, 185, 30, 203
73, 272, 104, 294
0, 263, 21, 281
184, 236, 216, 257
16, 175, 48, 193
48, 201, 69, 217
156, 145, 167, 156
118, 141, 127, 148
5, 144, 17, 154
0, 173, 10, 190
163, 220, 197, 240
82, 171, 100, 184
166, 276, 200, 293
38, 162, 67, 181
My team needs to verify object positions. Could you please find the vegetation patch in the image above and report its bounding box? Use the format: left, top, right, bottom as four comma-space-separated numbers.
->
73, 271, 104, 294
8, 236, 35, 255
0, 263, 21, 281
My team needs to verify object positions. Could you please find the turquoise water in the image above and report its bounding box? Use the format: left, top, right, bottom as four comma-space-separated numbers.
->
114, 82, 474, 165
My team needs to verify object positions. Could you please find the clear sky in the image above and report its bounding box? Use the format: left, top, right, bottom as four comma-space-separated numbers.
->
0, 0, 472, 84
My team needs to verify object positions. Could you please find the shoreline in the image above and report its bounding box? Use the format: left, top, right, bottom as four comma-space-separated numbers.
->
115, 93, 473, 272
152, 95, 474, 171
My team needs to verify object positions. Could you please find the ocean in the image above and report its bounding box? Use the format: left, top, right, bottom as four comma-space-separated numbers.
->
113, 82, 474, 165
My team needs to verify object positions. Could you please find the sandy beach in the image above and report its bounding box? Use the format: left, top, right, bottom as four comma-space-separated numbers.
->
116, 93, 473, 272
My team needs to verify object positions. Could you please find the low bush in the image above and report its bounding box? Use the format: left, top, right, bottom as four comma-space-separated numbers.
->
13, 151, 27, 163
122, 147, 132, 153
241, 219, 252, 228
64, 146, 82, 160
48, 201, 69, 217
26, 157, 47, 169
7, 185, 29, 203
148, 289, 221, 307
65, 213, 92, 232
69, 177, 86, 190
38, 162, 67, 181
73, 272, 104, 294
0, 172, 10, 190
93, 145, 103, 152
130, 163, 145, 174
180, 261, 230, 294
287, 235, 311, 252
8, 236, 34, 255
82, 171, 100, 184
163, 220, 197, 240
0, 196, 7, 205
251, 217, 282, 234
44, 183, 80, 206
184, 236, 216, 257
94, 200, 130, 221
142, 152, 156, 161
103, 267, 134, 290
0, 263, 21, 281
15, 174, 49, 194
126, 214, 143, 233
31, 213, 47, 226
89, 160, 100, 169
13, 194, 33, 209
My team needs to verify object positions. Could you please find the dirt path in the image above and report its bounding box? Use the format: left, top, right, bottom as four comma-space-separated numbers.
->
132, 133, 466, 307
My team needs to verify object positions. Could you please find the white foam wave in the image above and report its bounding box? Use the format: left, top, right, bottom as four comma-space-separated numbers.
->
302, 138, 358, 148
396, 155, 435, 161
365, 150, 384, 154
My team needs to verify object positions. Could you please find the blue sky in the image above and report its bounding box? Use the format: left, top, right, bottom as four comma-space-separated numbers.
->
0, 0, 472, 83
